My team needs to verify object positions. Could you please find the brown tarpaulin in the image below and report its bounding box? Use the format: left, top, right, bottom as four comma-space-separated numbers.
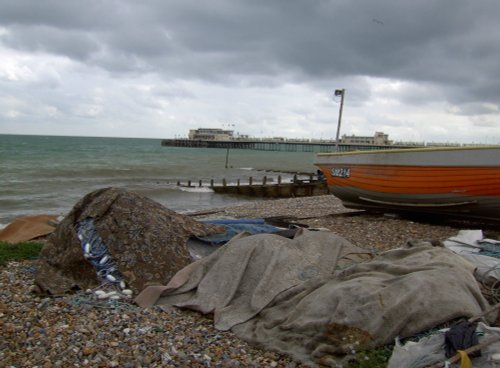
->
0, 215, 58, 243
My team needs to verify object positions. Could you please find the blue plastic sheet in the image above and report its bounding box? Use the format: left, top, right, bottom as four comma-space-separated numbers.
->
197, 219, 281, 245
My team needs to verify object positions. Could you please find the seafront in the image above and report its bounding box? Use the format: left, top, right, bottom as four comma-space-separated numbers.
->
2, 195, 498, 367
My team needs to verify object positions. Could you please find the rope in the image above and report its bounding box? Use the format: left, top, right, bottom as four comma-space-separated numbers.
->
69, 294, 136, 310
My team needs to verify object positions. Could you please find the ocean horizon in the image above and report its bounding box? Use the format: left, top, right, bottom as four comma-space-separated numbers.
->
0, 134, 318, 226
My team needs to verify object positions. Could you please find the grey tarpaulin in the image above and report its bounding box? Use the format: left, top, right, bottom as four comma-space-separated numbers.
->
136, 229, 373, 327
136, 230, 496, 367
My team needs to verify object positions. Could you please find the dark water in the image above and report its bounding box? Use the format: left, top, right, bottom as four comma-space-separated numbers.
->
0, 134, 317, 225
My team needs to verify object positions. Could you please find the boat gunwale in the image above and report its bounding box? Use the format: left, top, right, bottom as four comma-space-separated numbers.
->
316, 145, 500, 157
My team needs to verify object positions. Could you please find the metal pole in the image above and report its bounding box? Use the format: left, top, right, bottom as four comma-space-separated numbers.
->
334, 89, 345, 151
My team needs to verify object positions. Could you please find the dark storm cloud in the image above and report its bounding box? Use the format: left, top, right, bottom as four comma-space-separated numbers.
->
1, 0, 500, 108
0, 0, 120, 29
3, 24, 101, 61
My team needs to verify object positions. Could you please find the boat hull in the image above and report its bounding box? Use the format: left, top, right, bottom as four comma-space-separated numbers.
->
314, 147, 500, 221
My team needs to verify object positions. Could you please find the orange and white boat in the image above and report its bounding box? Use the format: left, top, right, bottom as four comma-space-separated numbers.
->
314, 146, 500, 221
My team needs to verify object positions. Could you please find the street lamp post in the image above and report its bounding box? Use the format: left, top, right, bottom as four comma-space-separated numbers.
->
334, 89, 345, 151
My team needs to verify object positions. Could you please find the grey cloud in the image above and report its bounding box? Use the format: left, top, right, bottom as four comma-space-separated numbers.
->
0, 0, 123, 30
449, 102, 499, 116
1, 0, 500, 141
3, 0, 500, 95
2, 24, 101, 61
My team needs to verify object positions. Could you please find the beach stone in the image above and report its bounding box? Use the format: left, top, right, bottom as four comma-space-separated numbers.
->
8, 197, 494, 368
34, 187, 223, 295
83, 347, 96, 355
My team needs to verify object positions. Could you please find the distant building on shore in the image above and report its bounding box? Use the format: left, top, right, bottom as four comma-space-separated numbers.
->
341, 131, 392, 145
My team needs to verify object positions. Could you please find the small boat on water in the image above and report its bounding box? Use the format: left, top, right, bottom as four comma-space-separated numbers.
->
314, 146, 500, 221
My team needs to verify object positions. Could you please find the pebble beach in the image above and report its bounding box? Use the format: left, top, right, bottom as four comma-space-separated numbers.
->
2, 195, 499, 367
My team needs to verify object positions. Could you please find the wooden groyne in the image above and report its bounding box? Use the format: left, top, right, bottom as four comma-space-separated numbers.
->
177, 175, 329, 198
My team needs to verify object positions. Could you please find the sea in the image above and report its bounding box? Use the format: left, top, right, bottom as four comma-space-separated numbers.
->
0, 134, 318, 226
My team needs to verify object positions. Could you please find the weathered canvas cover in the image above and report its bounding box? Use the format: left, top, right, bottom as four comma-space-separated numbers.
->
0, 214, 58, 243
136, 229, 496, 366
34, 187, 222, 295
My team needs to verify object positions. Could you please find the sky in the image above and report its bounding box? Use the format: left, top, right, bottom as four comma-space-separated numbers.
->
1, 0, 499, 144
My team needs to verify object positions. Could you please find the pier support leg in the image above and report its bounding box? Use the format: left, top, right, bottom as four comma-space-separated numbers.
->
225, 148, 230, 168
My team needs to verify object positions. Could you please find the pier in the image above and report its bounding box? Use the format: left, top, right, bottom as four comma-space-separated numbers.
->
161, 138, 422, 152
